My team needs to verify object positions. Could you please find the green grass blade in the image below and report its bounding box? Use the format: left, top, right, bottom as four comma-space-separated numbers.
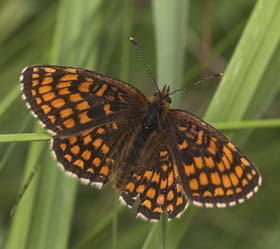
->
5, 125, 45, 249
165, 206, 196, 249
0, 133, 51, 143
120, 0, 133, 82
141, 224, 158, 249
205, 0, 280, 122
72, 206, 125, 249
0, 85, 20, 117
232, 42, 280, 145
6, 1, 102, 249
212, 119, 280, 130
0, 3, 56, 69
25, 151, 74, 249
153, 0, 189, 99
0, 116, 31, 171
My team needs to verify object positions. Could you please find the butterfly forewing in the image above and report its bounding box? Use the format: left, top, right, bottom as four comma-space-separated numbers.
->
167, 110, 261, 208
20, 65, 147, 136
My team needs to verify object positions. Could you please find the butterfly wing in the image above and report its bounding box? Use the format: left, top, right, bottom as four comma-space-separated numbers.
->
51, 120, 126, 188
20, 65, 147, 136
120, 130, 188, 221
167, 109, 262, 208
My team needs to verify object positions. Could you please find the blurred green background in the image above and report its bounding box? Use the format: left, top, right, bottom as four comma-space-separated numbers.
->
0, 0, 279, 249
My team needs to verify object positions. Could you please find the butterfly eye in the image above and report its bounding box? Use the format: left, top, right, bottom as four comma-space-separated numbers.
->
166, 96, 171, 104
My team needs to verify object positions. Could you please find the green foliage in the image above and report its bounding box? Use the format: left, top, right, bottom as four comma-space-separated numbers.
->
0, 0, 279, 249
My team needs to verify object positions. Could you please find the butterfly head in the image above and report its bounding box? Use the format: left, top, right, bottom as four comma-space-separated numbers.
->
151, 85, 172, 106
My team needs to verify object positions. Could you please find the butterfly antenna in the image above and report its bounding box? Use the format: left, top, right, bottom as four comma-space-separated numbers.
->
168, 73, 224, 96
129, 37, 160, 92
10, 163, 41, 217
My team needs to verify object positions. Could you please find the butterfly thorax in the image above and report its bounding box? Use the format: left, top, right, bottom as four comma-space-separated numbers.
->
145, 85, 171, 126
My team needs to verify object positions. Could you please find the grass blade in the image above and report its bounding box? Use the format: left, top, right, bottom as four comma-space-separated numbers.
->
205, 0, 280, 122
6, 1, 102, 248
5, 125, 45, 249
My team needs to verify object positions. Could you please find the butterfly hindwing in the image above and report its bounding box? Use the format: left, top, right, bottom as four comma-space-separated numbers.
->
120, 131, 188, 221
51, 120, 125, 187
167, 110, 262, 208
20, 65, 147, 136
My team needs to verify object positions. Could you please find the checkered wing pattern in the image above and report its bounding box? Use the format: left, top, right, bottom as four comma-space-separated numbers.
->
20, 64, 262, 222
20, 65, 147, 136
120, 131, 188, 221
168, 110, 262, 208
52, 121, 123, 187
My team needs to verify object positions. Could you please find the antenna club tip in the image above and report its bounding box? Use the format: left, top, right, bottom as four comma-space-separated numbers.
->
129, 37, 138, 47
217, 72, 224, 77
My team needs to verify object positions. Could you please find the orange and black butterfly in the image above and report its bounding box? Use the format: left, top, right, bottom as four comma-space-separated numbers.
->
20, 65, 261, 221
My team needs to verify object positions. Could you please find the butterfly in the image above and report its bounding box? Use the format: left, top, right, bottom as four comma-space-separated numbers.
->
20, 65, 261, 221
